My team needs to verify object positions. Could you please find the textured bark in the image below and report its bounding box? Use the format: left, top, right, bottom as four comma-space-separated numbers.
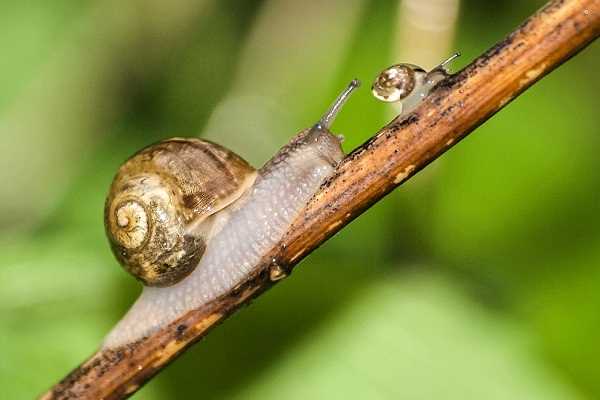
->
42, 0, 600, 398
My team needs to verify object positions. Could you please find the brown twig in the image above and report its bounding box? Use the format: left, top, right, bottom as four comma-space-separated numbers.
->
43, 0, 600, 398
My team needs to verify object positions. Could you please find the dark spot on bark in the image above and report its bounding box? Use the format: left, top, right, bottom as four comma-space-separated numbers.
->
175, 324, 188, 340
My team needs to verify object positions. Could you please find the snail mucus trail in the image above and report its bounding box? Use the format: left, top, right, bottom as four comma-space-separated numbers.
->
103, 80, 360, 348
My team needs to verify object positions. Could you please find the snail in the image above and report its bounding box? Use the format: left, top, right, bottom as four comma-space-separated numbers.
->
371, 53, 460, 114
103, 80, 360, 347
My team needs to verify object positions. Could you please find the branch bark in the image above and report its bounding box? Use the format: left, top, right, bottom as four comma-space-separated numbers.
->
43, 0, 600, 398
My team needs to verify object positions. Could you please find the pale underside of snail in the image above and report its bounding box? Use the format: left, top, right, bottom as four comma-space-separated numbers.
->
371, 53, 460, 115
103, 80, 360, 348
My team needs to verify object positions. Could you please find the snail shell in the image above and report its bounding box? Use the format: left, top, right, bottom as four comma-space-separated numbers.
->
105, 138, 256, 287
371, 63, 426, 103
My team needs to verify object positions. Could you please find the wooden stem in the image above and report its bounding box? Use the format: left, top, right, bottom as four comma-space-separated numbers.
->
43, 0, 600, 398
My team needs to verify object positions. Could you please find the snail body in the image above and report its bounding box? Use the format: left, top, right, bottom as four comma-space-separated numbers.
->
371, 53, 460, 115
103, 80, 359, 347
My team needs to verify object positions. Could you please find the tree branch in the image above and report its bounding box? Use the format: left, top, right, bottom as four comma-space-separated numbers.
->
43, 0, 599, 398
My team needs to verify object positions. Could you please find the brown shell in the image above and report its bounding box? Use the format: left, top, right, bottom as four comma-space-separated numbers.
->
371, 64, 425, 103
104, 138, 257, 287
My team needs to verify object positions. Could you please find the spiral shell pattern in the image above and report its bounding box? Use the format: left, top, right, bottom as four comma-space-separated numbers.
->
113, 200, 149, 249
371, 64, 424, 103
105, 138, 256, 287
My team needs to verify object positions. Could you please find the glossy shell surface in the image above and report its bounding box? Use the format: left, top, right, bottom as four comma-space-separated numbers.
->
105, 138, 257, 287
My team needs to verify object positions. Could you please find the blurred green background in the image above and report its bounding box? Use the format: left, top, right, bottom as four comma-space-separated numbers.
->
1, 0, 599, 398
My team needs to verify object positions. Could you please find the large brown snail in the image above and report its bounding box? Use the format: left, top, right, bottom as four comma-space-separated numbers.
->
103, 80, 360, 347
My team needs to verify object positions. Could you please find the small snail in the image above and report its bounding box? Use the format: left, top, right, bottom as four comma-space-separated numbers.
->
371, 53, 460, 114
103, 80, 360, 347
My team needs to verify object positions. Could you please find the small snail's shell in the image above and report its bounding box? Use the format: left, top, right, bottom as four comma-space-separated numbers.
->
371, 64, 426, 103
105, 138, 257, 287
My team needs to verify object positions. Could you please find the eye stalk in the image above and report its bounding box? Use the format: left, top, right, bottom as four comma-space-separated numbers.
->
299, 79, 361, 166
435, 52, 461, 72
317, 79, 361, 130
